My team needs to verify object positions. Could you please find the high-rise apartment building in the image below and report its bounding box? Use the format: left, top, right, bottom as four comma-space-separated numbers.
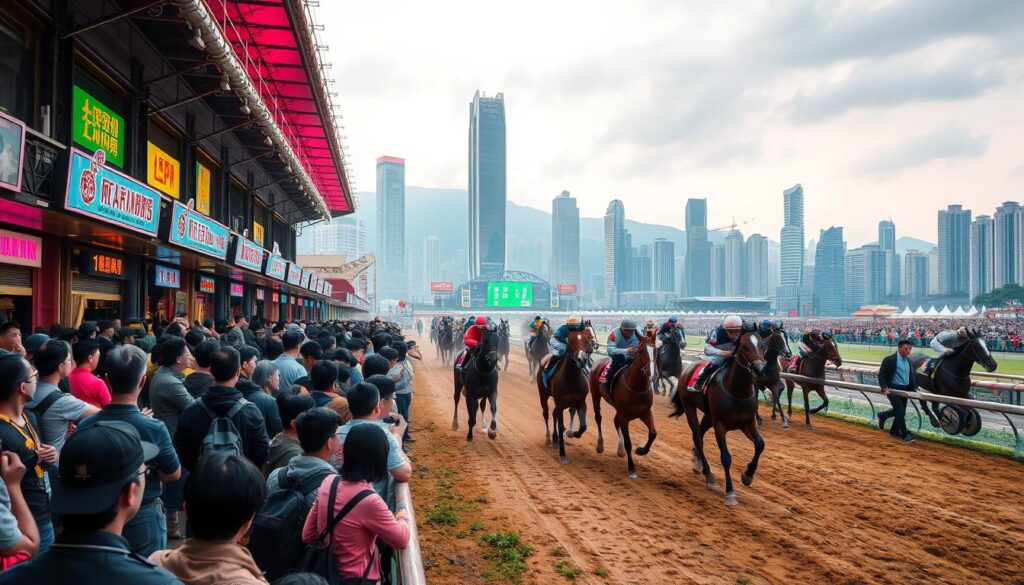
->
634, 244, 652, 291
603, 200, 627, 306
937, 204, 971, 296
684, 198, 710, 296
724, 230, 745, 297
652, 238, 675, 292
551, 191, 581, 289
813, 227, 845, 315
422, 236, 441, 293
468, 91, 507, 278
375, 156, 405, 300
745, 234, 769, 297
878, 219, 899, 297
674, 256, 685, 294
993, 201, 1019, 288
844, 244, 885, 310
779, 184, 805, 313
903, 250, 930, 302
969, 215, 994, 302
710, 244, 726, 296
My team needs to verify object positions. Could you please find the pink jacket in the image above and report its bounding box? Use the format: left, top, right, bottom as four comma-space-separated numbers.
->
301, 477, 411, 581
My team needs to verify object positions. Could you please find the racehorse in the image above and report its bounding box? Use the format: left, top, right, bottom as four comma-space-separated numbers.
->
429, 318, 438, 345
785, 332, 843, 429
911, 328, 997, 436
526, 322, 551, 377
537, 329, 591, 464
437, 322, 457, 366
656, 329, 686, 396
754, 321, 793, 429
587, 329, 658, 479
567, 319, 599, 437
497, 319, 511, 371
671, 328, 768, 505
452, 328, 500, 442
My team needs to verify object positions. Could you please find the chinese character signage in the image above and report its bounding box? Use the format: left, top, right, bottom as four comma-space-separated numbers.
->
154, 265, 180, 288
557, 283, 578, 294
66, 148, 160, 237
0, 229, 41, 268
195, 162, 211, 214
265, 254, 287, 280
168, 201, 229, 260
230, 283, 244, 297
430, 281, 454, 293
72, 85, 124, 167
0, 112, 26, 193
147, 142, 180, 199
233, 236, 264, 272
287, 263, 302, 286
255, 289, 265, 301
80, 249, 123, 278
198, 275, 216, 293
460, 287, 471, 308
300, 270, 311, 289
253, 221, 264, 246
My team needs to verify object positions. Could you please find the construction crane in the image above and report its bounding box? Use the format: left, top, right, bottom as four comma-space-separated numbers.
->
708, 216, 754, 232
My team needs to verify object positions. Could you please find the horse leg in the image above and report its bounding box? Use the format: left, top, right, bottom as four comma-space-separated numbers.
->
810, 387, 829, 415
479, 397, 487, 435
920, 399, 939, 427
739, 422, 765, 488
686, 409, 715, 488
634, 409, 657, 456
452, 378, 462, 431
802, 386, 813, 429
540, 389, 551, 447
620, 417, 637, 479
592, 386, 605, 454
465, 391, 476, 443
573, 402, 588, 439
487, 392, 497, 439
786, 380, 794, 418
556, 407, 568, 464
566, 407, 577, 437
712, 423, 736, 505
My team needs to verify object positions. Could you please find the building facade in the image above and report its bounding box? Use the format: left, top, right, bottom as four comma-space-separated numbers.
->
652, 238, 675, 292
993, 201, 1019, 288
308, 217, 366, 259
376, 156, 406, 300
422, 235, 441, 295
844, 244, 885, 310
903, 250, 930, 302
710, 244, 726, 297
969, 215, 994, 302
813, 227, 845, 315
745, 234, 769, 297
684, 198, 710, 296
937, 204, 971, 296
551, 190, 581, 290
603, 199, 627, 306
779, 184, 805, 313
724, 230, 745, 297
468, 91, 507, 278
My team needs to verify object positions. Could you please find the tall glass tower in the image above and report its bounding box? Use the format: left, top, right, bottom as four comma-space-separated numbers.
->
468, 91, 507, 278
375, 156, 405, 300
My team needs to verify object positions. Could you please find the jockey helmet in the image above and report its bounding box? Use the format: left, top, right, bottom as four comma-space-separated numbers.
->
534, 315, 541, 321
668, 316, 678, 324
620, 318, 637, 331
567, 315, 582, 326
723, 315, 743, 330
475, 316, 487, 326
957, 326, 968, 337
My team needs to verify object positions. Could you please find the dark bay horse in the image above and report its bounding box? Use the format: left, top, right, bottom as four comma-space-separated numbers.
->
497, 319, 511, 371
452, 328, 500, 442
526, 322, 551, 376
785, 333, 843, 429
671, 329, 767, 505
656, 329, 686, 396
587, 329, 658, 479
437, 322, 457, 366
567, 319, 599, 436
754, 322, 793, 429
537, 329, 591, 464
911, 329, 997, 435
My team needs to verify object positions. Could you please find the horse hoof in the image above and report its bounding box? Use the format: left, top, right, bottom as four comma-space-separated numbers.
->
466, 437, 473, 444
706, 479, 718, 491
805, 424, 814, 431
560, 456, 568, 465
691, 459, 702, 474
636, 447, 649, 456
741, 472, 753, 487
725, 493, 738, 506
487, 429, 497, 440
781, 420, 790, 430
616, 448, 626, 458
628, 471, 638, 480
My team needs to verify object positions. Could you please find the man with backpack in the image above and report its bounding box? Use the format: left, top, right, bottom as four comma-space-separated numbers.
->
173, 347, 270, 472
249, 408, 340, 580
308, 360, 351, 424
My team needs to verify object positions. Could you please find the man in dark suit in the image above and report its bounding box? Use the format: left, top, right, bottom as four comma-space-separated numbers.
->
877, 338, 918, 443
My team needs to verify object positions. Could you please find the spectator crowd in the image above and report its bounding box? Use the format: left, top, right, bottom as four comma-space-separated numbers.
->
0, 314, 421, 584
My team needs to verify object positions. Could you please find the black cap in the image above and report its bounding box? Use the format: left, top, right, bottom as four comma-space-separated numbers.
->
50, 421, 159, 515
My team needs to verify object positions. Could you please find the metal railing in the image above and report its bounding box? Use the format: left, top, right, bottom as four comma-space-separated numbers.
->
391, 481, 426, 585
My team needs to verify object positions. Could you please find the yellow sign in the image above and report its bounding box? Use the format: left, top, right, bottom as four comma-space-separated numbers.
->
253, 221, 264, 246
147, 142, 180, 199
195, 163, 211, 215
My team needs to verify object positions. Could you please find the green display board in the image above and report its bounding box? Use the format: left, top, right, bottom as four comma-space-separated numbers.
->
486, 281, 533, 307
72, 85, 125, 167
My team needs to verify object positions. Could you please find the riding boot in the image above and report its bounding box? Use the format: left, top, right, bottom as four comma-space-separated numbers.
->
689, 365, 712, 393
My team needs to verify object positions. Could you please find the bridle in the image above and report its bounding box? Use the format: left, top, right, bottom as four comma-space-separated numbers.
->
621, 335, 657, 395
732, 332, 766, 377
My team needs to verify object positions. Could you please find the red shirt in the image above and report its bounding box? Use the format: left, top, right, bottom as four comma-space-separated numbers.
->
69, 366, 111, 408
463, 325, 484, 348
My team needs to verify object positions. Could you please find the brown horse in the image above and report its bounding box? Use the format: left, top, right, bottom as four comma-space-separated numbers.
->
671, 329, 767, 505
785, 333, 843, 429
587, 329, 658, 479
537, 329, 591, 464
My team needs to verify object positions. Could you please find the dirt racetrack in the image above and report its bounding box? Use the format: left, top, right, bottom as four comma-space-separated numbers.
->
410, 338, 1024, 584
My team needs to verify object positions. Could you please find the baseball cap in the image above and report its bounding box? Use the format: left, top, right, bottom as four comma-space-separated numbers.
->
50, 421, 159, 515
23, 334, 50, 355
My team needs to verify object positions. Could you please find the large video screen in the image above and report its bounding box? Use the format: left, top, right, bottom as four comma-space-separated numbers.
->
486, 281, 533, 308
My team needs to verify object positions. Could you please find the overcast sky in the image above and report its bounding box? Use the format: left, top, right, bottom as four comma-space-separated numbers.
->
320, 0, 1024, 247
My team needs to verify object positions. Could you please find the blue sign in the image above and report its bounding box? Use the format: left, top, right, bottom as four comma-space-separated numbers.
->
300, 269, 311, 289
65, 148, 161, 237
154, 265, 180, 288
265, 254, 287, 280
168, 201, 229, 259
233, 236, 264, 272
286, 263, 302, 286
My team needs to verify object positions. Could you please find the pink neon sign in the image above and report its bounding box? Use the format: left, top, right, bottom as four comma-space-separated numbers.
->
0, 229, 41, 268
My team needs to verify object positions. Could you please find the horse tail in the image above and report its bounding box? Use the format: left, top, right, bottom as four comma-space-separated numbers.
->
668, 385, 685, 418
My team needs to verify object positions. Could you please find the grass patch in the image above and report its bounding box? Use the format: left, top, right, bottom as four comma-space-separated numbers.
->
425, 501, 459, 526
555, 560, 582, 579
470, 520, 486, 532
480, 531, 533, 584
547, 547, 567, 557
593, 568, 610, 578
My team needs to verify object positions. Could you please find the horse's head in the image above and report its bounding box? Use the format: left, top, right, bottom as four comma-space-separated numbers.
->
566, 329, 590, 367
965, 331, 998, 372
736, 330, 768, 378
479, 329, 500, 361
583, 320, 599, 353
762, 321, 792, 359
821, 333, 843, 367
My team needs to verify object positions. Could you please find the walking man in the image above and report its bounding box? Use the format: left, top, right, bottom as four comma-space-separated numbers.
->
878, 338, 918, 444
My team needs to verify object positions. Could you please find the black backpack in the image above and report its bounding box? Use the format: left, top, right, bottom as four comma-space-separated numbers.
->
197, 398, 248, 459
249, 471, 317, 580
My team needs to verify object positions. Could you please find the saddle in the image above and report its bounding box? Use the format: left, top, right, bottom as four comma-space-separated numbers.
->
788, 355, 801, 373
688, 362, 711, 394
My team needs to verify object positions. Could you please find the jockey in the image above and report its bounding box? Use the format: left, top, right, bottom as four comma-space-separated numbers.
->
528, 315, 547, 351
930, 327, 969, 358
457, 316, 489, 372
541, 314, 585, 377
464, 315, 476, 332
604, 318, 640, 391
688, 315, 744, 393
657, 317, 683, 345
799, 329, 824, 357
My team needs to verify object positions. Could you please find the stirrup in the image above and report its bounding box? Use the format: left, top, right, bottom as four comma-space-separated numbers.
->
686, 385, 699, 393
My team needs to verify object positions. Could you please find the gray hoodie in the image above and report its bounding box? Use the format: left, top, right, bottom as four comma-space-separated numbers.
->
265, 455, 336, 507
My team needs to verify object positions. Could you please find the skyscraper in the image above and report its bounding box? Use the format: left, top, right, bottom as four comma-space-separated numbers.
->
903, 250, 929, 302
684, 198, 710, 296
878, 220, 896, 251
813, 227, 845, 316
375, 156, 405, 300
423, 236, 441, 293
724, 230, 745, 297
878, 219, 900, 297
652, 238, 675, 292
745, 234, 769, 297
603, 200, 627, 306
779, 184, 805, 313
634, 244, 652, 291
710, 244, 726, 296
551, 191, 580, 289
310, 216, 366, 259
969, 215, 994, 302
844, 244, 884, 310
937, 204, 971, 296
468, 91, 507, 278
993, 201, 1019, 288
674, 256, 685, 294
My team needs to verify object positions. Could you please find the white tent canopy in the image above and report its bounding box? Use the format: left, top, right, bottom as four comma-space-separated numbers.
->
926, 306, 939, 316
